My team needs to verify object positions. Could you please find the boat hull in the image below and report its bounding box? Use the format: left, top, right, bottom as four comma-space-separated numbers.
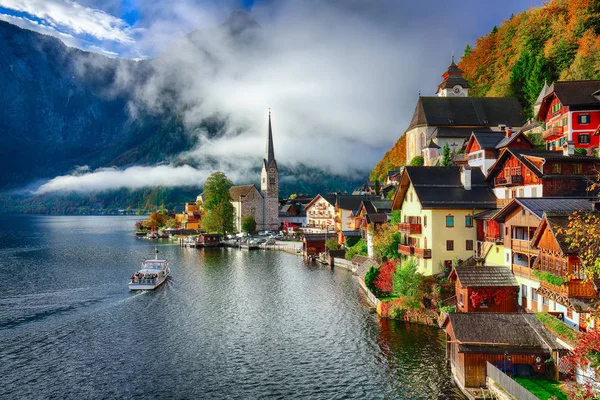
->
128, 275, 168, 291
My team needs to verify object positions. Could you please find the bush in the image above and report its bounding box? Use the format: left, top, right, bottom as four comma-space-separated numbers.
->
345, 235, 361, 248
536, 312, 579, 343
345, 238, 368, 260
392, 257, 425, 310
325, 237, 338, 251
409, 156, 424, 166
374, 260, 397, 295
533, 270, 566, 286
241, 215, 257, 233
574, 147, 588, 155
439, 305, 456, 313
364, 265, 380, 296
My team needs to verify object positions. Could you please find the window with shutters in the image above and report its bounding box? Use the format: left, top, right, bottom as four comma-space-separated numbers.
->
446, 240, 454, 251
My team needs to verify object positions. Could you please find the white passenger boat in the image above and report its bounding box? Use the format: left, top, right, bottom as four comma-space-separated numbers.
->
128, 248, 170, 290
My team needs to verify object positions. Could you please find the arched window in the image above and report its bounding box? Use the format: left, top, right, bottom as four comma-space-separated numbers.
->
420, 132, 426, 149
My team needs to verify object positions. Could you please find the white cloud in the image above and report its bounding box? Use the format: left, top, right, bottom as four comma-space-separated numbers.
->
36, 164, 256, 194
0, 0, 134, 43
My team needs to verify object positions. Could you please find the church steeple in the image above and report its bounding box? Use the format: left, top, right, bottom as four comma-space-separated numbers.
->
264, 109, 277, 171
436, 54, 470, 97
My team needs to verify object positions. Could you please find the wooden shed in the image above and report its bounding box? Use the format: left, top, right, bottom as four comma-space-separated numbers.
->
302, 234, 327, 257
441, 312, 561, 390
449, 266, 519, 313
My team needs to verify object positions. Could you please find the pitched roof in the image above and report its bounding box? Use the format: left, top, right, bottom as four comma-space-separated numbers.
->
451, 266, 519, 288
548, 80, 600, 107
531, 211, 583, 255
492, 197, 597, 222
471, 131, 506, 149
371, 200, 392, 212
337, 195, 381, 211
366, 213, 388, 224
407, 97, 525, 132
495, 130, 534, 149
304, 193, 337, 210
432, 126, 491, 139
437, 57, 470, 91
229, 185, 261, 201
303, 234, 327, 242
443, 313, 561, 353
424, 139, 441, 149
263, 112, 277, 171
486, 148, 599, 181
396, 166, 497, 209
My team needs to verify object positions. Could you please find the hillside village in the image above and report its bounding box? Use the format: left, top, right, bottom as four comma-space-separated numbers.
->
148, 58, 600, 399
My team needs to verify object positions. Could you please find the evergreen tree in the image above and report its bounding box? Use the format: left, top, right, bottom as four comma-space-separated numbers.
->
374, 180, 380, 195
440, 143, 452, 167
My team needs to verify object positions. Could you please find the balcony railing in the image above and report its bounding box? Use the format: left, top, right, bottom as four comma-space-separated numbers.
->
495, 175, 523, 186
540, 279, 597, 299
398, 245, 431, 258
398, 222, 422, 234
512, 264, 537, 280
398, 244, 413, 256
511, 239, 536, 254
543, 126, 564, 140
414, 248, 432, 259
484, 234, 503, 244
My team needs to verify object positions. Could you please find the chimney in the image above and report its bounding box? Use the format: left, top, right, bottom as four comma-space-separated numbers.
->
505, 128, 513, 138
562, 140, 575, 156
461, 165, 472, 191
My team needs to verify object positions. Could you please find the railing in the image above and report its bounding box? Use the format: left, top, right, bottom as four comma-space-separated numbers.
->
486, 362, 538, 400
540, 279, 597, 298
398, 222, 422, 234
414, 248, 432, 259
543, 126, 564, 140
495, 175, 523, 186
398, 244, 413, 256
484, 234, 504, 244
512, 264, 537, 280
512, 239, 536, 254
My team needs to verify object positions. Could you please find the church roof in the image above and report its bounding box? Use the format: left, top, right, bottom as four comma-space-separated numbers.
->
437, 57, 470, 91
229, 185, 261, 201
264, 112, 277, 171
407, 97, 524, 132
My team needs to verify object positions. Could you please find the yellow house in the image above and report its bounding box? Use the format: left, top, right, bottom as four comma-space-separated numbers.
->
175, 195, 205, 230
392, 166, 497, 275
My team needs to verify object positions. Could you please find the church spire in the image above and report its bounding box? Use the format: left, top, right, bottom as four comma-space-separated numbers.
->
264, 108, 277, 170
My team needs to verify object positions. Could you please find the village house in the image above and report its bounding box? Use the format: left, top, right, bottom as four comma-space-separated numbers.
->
485, 146, 600, 207
304, 194, 336, 231
391, 166, 497, 275
449, 266, 519, 313
487, 197, 597, 327
405, 57, 525, 165
335, 195, 380, 245
536, 80, 600, 153
442, 312, 561, 391
464, 129, 534, 176
278, 202, 307, 231
354, 199, 392, 257
229, 112, 280, 232
530, 211, 600, 330
175, 195, 205, 230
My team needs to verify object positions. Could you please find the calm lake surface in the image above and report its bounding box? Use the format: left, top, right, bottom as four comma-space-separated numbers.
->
0, 215, 463, 399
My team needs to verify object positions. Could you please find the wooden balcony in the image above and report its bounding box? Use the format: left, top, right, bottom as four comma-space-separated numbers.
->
398, 222, 422, 234
414, 247, 432, 259
540, 279, 597, 299
398, 244, 413, 256
494, 175, 523, 186
512, 264, 538, 280
511, 239, 537, 254
398, 245, 431, 258
484, 234, 503, 244
543, 126, 564, 140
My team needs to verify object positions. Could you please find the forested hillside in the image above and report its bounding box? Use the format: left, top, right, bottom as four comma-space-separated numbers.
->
460, 0, 600, 117
371, 0, 600, 180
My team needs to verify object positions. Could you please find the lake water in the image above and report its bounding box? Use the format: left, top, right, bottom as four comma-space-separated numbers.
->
0, 215, 463, 399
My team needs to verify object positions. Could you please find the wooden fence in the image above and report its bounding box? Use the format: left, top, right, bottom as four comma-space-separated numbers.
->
486, 362, 538, 400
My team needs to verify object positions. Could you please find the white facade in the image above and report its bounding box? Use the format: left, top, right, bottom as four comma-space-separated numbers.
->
305, 196, 335, 228
492, 184, 543, 200
467, 149, 497, 176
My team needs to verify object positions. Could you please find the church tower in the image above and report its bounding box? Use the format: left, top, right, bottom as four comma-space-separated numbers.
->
436, 55, 470, 97
260, 110, 279, 231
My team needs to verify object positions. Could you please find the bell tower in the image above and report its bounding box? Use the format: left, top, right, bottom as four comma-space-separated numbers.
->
260, 109, 279, 230
436, 54, 470, 97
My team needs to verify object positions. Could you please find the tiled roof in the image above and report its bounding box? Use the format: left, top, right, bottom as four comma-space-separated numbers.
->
443, 313, 561, 352
229, 185, 260, 201
492, 198, 596, 223
337, 195, 380, 211
471, 131, 506, 149
432, 127, 491, 139
403, 166, 497, 209
303, 234, 327, 242
342, 230, 362, 237
365, 213, 388, 224
371, 200, 392, 212
452, 266, 518, 288
549, 80, 600, 107
495, 131, 534, 149
407, 97, 524, 132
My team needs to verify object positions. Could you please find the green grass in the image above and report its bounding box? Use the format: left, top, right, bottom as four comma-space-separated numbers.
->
513, 377, 567, 400
379, 296, 398, 302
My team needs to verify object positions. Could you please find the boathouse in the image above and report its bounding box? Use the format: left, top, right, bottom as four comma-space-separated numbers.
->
449, 266, 519, 313
441, 312, 561, 390
198, 234, 222, 247
302, 233, 327, 257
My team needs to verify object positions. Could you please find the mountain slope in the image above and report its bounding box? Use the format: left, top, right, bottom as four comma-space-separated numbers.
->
460, 0, 600, 117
